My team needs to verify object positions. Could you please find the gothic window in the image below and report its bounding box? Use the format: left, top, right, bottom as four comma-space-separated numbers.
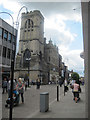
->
28, 19, 30, 28
39, 51, 42, 60
25, 19, 34, 29
49, 57, 50, 62
25, 21, 27, 28
23, 49, 31, 67
31, 20, 33, 28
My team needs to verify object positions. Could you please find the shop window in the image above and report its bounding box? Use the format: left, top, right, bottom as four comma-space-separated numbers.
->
0, 28, 4, 39
0, 28, 2, 37
8, 33, 12, 43
12, 35, 16, 45
4, 30, 8, 41
2, 46, 6, 58
0, 45, 1, 56
7, 48, 11, 59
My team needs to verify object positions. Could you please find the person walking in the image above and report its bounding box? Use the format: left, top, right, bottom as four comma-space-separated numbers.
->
64, 79, 68, 92
36, 78, 40, 89
17, 78, 24, 103
24, 80, 28, 91
73, 80, 80, 103
7, 78, 17, 97
2, 78, 7, 94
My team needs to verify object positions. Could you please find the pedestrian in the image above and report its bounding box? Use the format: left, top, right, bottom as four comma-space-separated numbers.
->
59, 79, 63, 87
36, 78, 40, 89
77, 80, 81, 93
7, 78, 17, 97
64, 79, 68, 92
2, 77, 7, 94
17, 78, 24, 103
72, 80, 80, 103
24, 80, 28, 91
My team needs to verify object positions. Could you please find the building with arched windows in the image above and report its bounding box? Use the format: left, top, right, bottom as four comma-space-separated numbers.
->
14, 10, 63, 84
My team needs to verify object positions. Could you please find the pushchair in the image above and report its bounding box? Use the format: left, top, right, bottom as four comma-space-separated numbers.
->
5, 90, 20, 107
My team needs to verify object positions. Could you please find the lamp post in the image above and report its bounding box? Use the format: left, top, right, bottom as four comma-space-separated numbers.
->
0, 6, 28, 120
57, 81, 59, 101
26, 58, 31, 87
64, 66, 66, 96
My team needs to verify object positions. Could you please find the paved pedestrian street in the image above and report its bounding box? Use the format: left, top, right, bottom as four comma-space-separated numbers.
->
1, 84, 86, 119
2, 84, 64, 118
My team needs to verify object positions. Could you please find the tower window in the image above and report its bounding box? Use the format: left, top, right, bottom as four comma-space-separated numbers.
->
28, 19, 30, 28
49, 57, 50, 62
25, 21, 27, 28
25, 19, 34, 29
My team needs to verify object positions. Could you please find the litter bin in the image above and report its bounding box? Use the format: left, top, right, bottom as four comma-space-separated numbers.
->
40, 92, 49, 112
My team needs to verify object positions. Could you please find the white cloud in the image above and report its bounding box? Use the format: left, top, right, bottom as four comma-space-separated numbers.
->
59, 47, 84, 76
0, 0, 21, 13
0, 0, 3, 5
44, 14, 77, 46
0, 0, 23, 27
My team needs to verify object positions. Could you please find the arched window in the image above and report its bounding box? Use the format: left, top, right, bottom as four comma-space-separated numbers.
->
23, 49, 31, 67
25, 21, 27, 28
25, 19, 34, 29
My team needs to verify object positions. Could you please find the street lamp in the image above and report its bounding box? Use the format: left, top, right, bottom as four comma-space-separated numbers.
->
26, 58, 31, 87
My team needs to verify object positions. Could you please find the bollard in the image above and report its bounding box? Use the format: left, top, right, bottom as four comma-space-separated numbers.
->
64, 85, 65, 96
40, 92, 49, 112
57, 85, 59, 101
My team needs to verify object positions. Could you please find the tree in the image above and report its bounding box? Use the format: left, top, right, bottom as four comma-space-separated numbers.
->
71, 72, 80, 81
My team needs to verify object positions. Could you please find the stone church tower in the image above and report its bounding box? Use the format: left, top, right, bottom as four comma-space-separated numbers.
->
14, 10, 48, 83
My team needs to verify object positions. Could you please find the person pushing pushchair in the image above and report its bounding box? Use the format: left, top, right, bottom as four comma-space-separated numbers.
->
5, 79, 19, 107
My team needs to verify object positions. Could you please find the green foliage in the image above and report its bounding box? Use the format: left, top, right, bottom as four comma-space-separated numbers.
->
71, 72, 80, 81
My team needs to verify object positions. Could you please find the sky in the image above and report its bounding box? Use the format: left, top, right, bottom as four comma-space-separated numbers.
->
0, 0, 84, 76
